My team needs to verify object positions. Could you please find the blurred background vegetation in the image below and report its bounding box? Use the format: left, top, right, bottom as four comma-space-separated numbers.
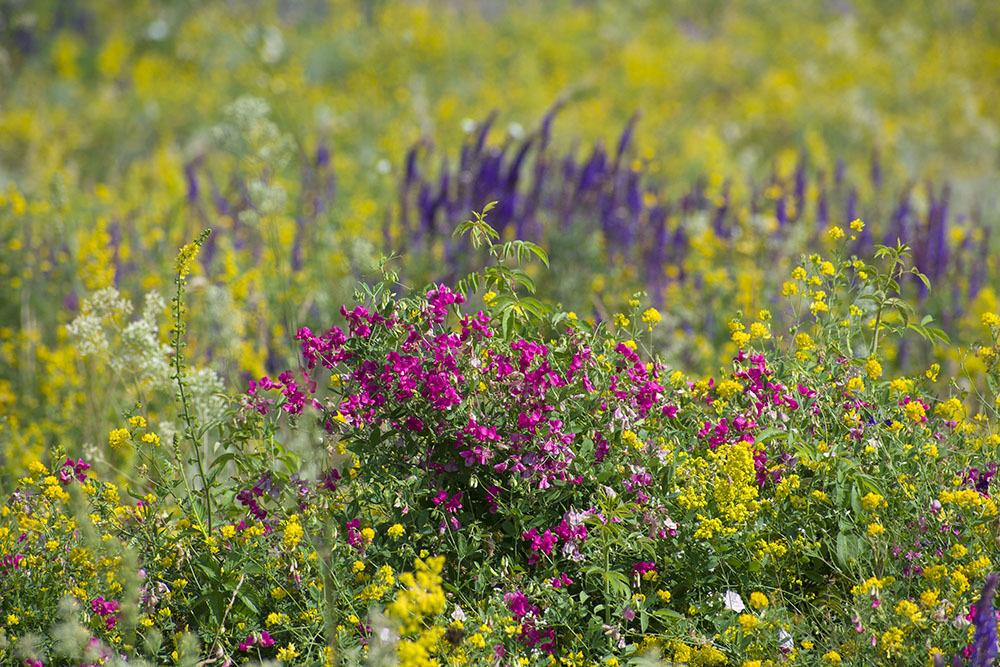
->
2, 0, 999, 477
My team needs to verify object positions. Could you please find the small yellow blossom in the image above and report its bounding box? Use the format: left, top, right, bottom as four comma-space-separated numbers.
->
277, 644, 300, 661
175, 241, 200, 279
905, 401, 926, 423
641, 308, 662, 331
795, 332, 815, 350
108, 428, 130, 450
749, 322, 770, 340
861, 493, 887, 511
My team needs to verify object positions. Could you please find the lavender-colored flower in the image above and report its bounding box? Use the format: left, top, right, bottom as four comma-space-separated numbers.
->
845, 187, 857, 224
577, 145, 606, 195
870, 149, 882, 189
475, 110, 497, 154
315, 144, 330, 169
816, 186, 828, 228
970, 573, 999, 667
614, 112, 640, 167
403, 145, 419, 190
794, 155, 807, 209
184, 163, 200, 202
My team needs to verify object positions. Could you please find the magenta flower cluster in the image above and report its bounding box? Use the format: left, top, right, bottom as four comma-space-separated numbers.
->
238, 630, 275, 651
58, 457, 90, 485
505, 590, 556, 654
89, 596, 120, 630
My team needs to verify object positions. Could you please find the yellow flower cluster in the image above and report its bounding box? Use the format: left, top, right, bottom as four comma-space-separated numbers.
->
387, 556, 448, 666
641, 307, 662, 331
282, 514, 304, 550
938, 489, 997, 516
860, 492, 887, 512
175, 241, 200, 279
388, 556, 447, 634
679, 442, 758, 540
851, 575, 894, 597
107, 428, 130, 450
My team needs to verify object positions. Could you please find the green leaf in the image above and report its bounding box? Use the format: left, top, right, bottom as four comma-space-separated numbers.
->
836, 531, 859, 569
850, 485, 862, 515
209, 452, 238, 470
929, 328, 951, 344
511, 271, 536, 293
502, 309, 515, 339
237, 590, 260, 614
528, 244, 549, 267
755, 428, 786, 445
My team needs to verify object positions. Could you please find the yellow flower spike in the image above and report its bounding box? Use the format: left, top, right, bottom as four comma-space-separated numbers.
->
174, 242, 200, 279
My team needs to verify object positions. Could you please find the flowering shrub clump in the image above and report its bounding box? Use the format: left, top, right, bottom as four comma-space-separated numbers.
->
2, 214, 1000, 664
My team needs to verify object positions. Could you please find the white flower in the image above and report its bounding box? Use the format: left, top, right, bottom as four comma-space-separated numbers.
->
722, 590, 745, 612
451, 605, 466, 622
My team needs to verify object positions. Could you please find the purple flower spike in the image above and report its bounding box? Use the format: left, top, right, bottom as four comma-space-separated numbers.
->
970, 573, 999, 667
184, 163, 200, 202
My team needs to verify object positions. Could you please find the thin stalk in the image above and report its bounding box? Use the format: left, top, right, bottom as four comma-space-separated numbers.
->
171, 230, 214, 534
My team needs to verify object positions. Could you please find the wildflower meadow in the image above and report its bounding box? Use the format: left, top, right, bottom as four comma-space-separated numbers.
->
2, 2, 1000, 666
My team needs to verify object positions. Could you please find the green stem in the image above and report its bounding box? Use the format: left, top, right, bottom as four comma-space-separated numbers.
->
171, 230, 214, 534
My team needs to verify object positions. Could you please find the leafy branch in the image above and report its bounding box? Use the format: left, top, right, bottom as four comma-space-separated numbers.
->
453, 202, 552, 335
860, 240, 950, 356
